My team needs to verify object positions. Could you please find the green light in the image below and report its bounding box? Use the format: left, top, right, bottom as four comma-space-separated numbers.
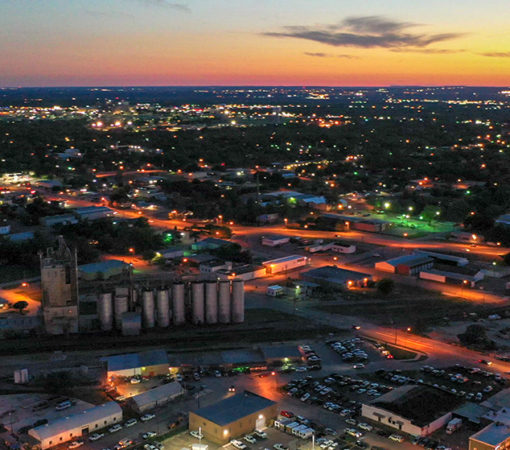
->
354, 171, 359, 175
384, 202, 391, 209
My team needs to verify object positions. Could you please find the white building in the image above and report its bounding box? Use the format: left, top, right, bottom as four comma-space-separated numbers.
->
262, 255, 308, 275
29, 402, 122, 449
261, 234, 290, 247
361, 386, 455, 437
129, 381, 185, 413
331, 242, 356, 254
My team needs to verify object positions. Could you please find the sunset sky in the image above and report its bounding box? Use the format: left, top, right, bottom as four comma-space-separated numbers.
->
1, 0, 510, 86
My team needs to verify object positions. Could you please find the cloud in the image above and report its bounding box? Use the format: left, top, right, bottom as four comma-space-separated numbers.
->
85, 9, 135, 19
478, 51, 510, 58
390, 48, 465, 54
132, 0, 190, 12
263, 15, 464, 49
304, 52, 357, 59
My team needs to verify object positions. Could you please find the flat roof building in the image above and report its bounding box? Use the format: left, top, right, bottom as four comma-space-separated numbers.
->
189, 391, 277, 445
375, 254, 433, 275
78, 259, 129, 281
301, 265, 371, 288
469, 422, 510, 450
128, 381, 184, 413
362, 386, 461, 437
101, 349, 169, 378
29, 402, 122, 449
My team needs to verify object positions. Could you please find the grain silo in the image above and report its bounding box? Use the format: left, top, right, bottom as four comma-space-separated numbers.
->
98, 292, 113, 331
218, 280, 231, 323
191, 281, 205, 325
231, 279, 244, 323
114, 295, 128, 330
205, 281, 218, 324
172, 282, 185, 325
156, 289, 170, 327
142, 290, 155, 328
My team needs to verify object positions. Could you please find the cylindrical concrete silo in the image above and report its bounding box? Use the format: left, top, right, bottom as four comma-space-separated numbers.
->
172, 282, 185, 325
218, 280, 231, 324
156, 289, 170, 328
142, 290, 155, 328
98, 292, 113, 331
191, 281, 205, 325
231, 279, 244, 323
114, 295, 128, 330
205, 281, 218, 324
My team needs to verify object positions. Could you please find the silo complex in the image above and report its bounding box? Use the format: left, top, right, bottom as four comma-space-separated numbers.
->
142, 290, 155, 328
191, 282, 205, 325
98, 292, 113, 331
172, 282, 185, 325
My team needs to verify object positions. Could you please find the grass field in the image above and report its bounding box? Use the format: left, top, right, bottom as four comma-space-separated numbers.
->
0, 265, 38, 284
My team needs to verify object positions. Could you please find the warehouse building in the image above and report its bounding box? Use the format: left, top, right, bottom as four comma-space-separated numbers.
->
73, 206, 114, 221
361, 386, 461, 437
469, 422, 510, 450
301, 265, 371, 289
101, 349, 169, 378
189, 391, 277, 445
261, 234, 290, 247
419, 264, 484, 287
78, 260, 129, 281
129, 381, 184, 413
29, 402, 122, 449
375, 254, 434, 275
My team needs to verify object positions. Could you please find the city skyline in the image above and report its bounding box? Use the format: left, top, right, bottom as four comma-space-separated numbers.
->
1, 0, 510, 87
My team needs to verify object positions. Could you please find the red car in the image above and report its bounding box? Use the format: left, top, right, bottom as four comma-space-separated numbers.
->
280, 410, 294, 418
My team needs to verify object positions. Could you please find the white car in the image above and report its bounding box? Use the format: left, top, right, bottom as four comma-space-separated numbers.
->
295, 366, 307, 372
190, 430, 203, 439
357, 423, 373, 432
231, 440, 247, 449
345, 428, 363, 439
109, 424, 123, 433
89, 433, 105, 441
141, 413, 156, 422
389, 434, 404, 443
124, 418, 137, 427
69, 441, 84, 449
142, 432, 157, 440
56, 401, 72, 411
254, 430, 267, 439
244, 435, 257, 444
130, 377, 141, 384
274, 445, 289, 450
353, 363, 365, 369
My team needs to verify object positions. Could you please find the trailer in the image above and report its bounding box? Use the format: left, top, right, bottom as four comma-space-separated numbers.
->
261, 234, 290, 247
263, 255, 308, 275
267, 285, 284, 297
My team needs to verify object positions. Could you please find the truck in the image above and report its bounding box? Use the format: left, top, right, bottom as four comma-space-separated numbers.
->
446, 418, 462, 434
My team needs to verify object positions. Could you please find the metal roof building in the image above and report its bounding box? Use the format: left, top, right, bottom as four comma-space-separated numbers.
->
101, 349, 169, 378
129, 381, 185, 413
189, 391, 278, 444
29, 402, 122, 449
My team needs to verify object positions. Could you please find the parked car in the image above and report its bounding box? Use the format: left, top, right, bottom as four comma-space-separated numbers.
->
109, 424, 123, 433
231, 440, 247, 449
244, 435, 257, 444
190, 430, 203, 439
141, 413, 156, 422
280, 410, 294, 418
89, 433, 105, 441
142, 432, 157, 440
389, 434, 405, 443
124, 418, 137, 427
69, 441, 84, 449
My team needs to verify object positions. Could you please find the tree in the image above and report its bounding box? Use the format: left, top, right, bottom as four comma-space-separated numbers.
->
504, 253, 510, 266
457, 324, 496, 349
376, 278, 395, 296
12, 300, 28, 314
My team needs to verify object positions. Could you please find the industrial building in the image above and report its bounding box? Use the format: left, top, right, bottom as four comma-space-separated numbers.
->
262, 255, 308, 275
261, 234, 290, 247
78, 260, 129, 281
301, 266, 371, 289
331, 241, 356, 254
361, 386, 461, 437
101, 349, 169, 378
29, 402, 122, 449
73, 206, 114, 221
375, 254, 434, 275
189, 391, 278, 445
94, 278, 245, 335
129, 381, 184, 413
40, 237, 79, 335
419, 264, 484, 287
469, 422, 510, 450
415, 250, 469, 267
